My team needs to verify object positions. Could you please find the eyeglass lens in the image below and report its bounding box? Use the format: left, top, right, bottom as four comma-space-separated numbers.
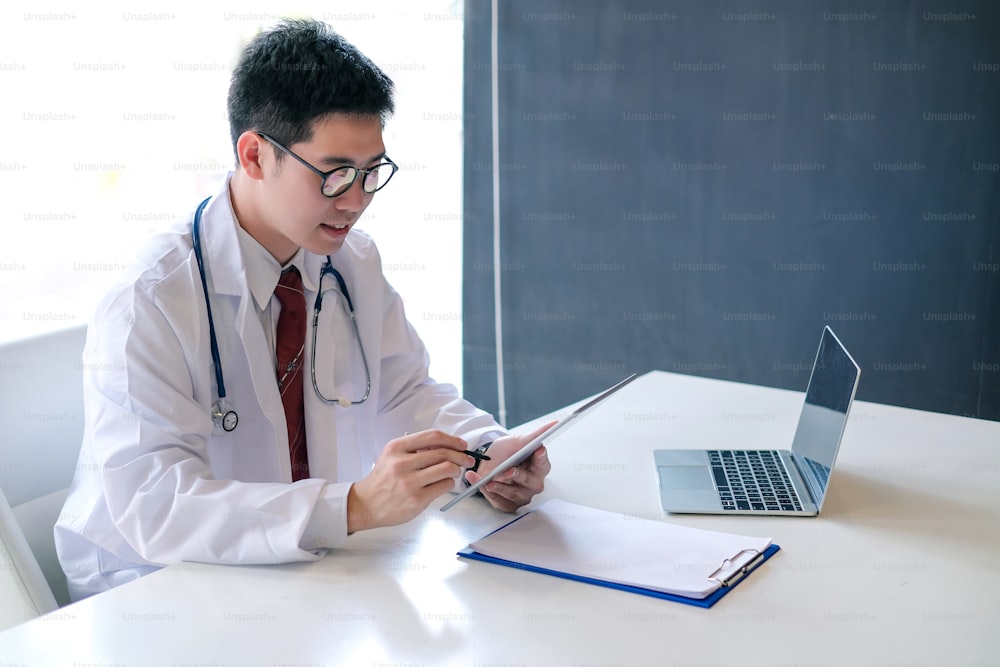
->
323, 165, 394, 198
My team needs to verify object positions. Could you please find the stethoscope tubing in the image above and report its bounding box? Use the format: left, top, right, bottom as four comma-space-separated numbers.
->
193, 197, 371, 431
192, 198, 230, 404
311, 260, 371, 406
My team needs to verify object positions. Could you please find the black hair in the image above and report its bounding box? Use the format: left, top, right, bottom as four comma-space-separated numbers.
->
227, 18, 395, 162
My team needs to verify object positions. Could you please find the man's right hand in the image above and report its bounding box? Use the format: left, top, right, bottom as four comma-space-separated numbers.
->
346, 430, 475, 533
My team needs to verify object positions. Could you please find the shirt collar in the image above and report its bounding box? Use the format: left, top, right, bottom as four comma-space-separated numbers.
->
234, 225, 318, 311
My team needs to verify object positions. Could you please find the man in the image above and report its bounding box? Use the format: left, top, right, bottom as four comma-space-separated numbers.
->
55, 18, 551, 601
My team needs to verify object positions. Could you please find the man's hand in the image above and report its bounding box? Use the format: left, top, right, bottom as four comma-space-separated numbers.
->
465, 421, 556, 513
347, 430, 475, 532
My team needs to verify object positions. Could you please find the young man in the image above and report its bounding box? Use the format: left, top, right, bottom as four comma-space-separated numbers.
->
55, 18, 551, 601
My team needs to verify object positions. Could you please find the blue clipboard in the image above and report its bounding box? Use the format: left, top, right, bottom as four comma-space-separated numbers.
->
457, 511, 780, 609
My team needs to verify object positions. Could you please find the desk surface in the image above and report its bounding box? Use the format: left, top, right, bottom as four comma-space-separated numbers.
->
2, 371, 998, 666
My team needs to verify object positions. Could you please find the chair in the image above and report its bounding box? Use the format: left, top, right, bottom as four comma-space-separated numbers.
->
0, 484, 58, 631
0, 325, 87, 608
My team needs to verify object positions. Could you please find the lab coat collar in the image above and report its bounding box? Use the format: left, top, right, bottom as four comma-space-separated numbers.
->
200, 175, 248, 299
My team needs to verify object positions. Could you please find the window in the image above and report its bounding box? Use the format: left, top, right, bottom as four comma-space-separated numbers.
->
1, 2, 465, 387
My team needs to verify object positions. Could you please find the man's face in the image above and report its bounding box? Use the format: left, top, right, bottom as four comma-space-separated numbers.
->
256, 113, 387, 263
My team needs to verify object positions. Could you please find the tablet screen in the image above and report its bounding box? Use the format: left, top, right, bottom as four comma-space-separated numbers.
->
440, 373, 638, 511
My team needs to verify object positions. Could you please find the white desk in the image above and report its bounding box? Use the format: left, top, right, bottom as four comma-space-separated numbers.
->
1, 371, 997, 666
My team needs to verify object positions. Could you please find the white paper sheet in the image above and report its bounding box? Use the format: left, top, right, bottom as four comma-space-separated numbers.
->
467, 499, 772, 598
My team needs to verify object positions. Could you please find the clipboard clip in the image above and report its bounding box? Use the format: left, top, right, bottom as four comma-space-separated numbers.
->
706, 548, 766, 588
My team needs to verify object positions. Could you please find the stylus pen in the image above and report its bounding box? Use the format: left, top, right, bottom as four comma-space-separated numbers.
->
403, 433, 491, 463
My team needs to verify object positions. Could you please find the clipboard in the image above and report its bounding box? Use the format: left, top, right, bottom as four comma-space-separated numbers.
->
440, 374, 638, 511
457, 499, 780, 608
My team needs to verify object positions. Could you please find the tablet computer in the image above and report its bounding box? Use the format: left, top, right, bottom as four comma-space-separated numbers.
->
440, 373, 638, 512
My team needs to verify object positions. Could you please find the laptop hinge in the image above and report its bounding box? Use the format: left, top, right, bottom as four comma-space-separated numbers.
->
789, 452, 821, 508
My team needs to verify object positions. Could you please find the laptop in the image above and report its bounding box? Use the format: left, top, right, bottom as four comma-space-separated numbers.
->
655, 326, 861, 516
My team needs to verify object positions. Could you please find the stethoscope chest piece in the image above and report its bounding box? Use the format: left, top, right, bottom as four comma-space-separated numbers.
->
213, 403, 239, 432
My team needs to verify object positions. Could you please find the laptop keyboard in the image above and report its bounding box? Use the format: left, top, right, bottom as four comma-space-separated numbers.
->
708, 450, 803, 512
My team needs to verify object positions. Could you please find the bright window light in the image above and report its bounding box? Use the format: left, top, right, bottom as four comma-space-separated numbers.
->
0, 2, 465, 389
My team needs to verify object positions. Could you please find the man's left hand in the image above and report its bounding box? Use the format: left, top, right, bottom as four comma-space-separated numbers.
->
465, 421, 556, 512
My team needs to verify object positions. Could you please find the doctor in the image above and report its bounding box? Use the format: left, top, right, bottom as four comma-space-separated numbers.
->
55, 18, 551, 601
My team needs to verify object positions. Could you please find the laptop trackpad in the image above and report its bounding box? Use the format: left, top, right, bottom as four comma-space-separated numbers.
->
660, 466, 714, 491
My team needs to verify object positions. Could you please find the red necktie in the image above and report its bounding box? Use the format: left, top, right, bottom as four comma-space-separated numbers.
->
275, 267, 309, 481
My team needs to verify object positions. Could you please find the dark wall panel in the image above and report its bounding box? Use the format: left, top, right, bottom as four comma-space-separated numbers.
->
464, 0, 1000, 426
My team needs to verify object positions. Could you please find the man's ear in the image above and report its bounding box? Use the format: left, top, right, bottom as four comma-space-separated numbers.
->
235, 131, 267, 181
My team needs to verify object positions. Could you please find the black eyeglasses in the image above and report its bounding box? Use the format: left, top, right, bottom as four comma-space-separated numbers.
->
258, 133, 398, 198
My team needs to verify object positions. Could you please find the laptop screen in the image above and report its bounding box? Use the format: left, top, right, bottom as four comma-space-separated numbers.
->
789, 326, 861, 509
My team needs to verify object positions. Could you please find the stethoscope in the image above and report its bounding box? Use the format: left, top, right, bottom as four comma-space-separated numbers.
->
192, 197, 372, 432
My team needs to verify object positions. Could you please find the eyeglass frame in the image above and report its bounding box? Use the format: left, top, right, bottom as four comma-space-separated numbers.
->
257, 132, 399, 198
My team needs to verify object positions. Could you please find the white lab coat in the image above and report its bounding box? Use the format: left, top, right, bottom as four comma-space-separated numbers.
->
55, 178, 502, 600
